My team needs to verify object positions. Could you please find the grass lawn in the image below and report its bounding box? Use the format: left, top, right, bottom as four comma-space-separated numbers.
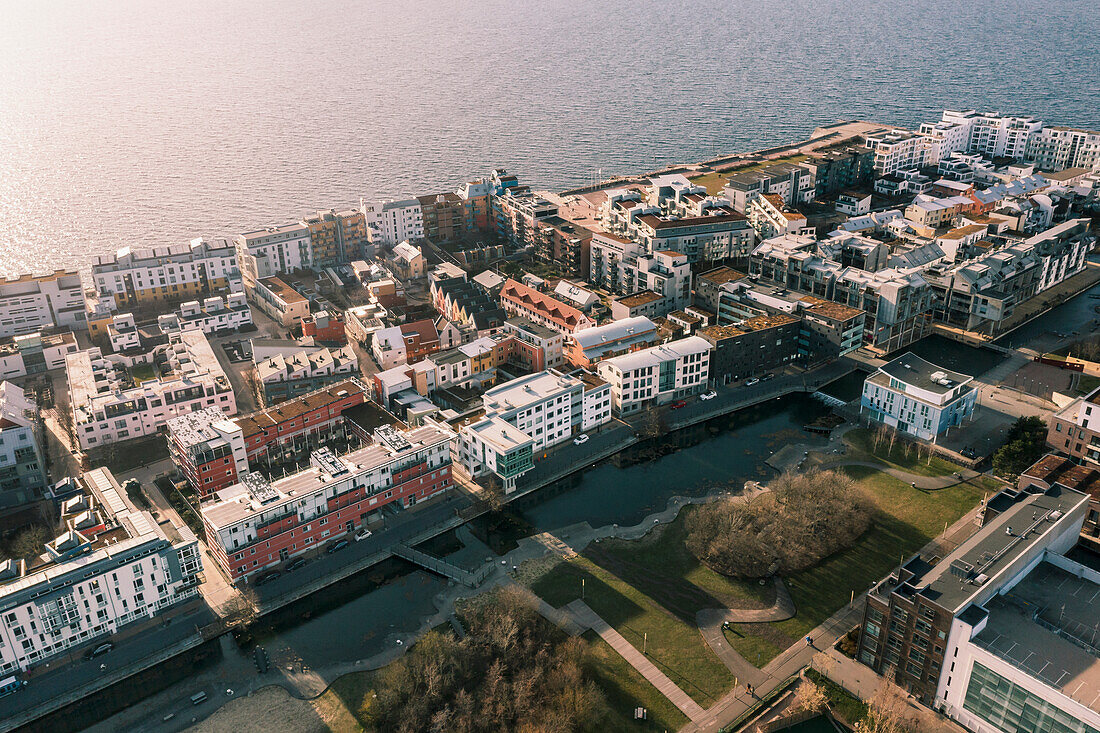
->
805, 669, 868, 728
583, 631, 689, 732
1076, 373, 1100, 396
129, 362, 157, 384
530, 554, 735, 708
843, 427, 962, 477
722, 623, 785, 668
688, 155, 808, 194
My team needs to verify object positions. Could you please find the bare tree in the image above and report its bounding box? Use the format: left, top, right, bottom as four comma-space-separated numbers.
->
223, 586, 260, 626
855, 682, 909, 733
243, 368, 264, 407
639, 405, 665, 439
791, 680, 829, 715
9, 525, 48, 560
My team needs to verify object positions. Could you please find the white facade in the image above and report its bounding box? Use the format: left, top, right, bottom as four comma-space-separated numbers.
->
361, 199, 424, 246
107, 313, 141, 352
0, 270, 86, 339
67, 330, 237, 449
589, 234, 692, 313
597, 336, 712, 414
157, 292, 253, 335
0, 468, 201, 675
860, 353, 976, 440
92, 239, 241, 306
0, 331, 79, 381
479, 369, 611, 451
235, 224, 313, 290
864, 129, 933, 177
1026, 126, 1100, 172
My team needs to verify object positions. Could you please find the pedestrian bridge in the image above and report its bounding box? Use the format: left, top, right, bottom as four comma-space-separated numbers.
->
391, 543, 492, 588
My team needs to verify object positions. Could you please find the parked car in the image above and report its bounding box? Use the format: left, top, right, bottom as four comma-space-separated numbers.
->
745, 377, 760, 386
327, 539, 349, 554
762, 373, 775, 381
699, 390, 717, 400
961, 448, 978, 459
354, 528, 373, 542
573, 434, 589, 445
670, 400, 687, 409
285, 557, 306, 572
254, 571, 280, 586
84, 642, 113, 660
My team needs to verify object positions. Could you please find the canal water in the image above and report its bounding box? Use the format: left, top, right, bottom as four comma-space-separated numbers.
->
994, 280, 1100, 348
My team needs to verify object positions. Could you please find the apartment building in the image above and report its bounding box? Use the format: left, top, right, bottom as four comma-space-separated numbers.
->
106, 313, 141, 353
0, 467, 202, 675
565, 316, 659, 368
302, 208, 370, 267
552, 281, 599, 312
371, 319, 441, 370
499, 279, 594, 335
632, 208, 754, 264
0, 270, 85, 339
610, 291, 666, 321
746, 193, 813, 240
389, 241, 426, 281
67, 330, 236, 449
417, 192, 467, 243
236, 224, 313, 291
1019, 453, 1100, 553
1026, 125, 1100, 171
1047, 386, 1100, 467
460, 370, 611, 491
252, 340, 358, 405
156, 292, 253, 336
589, 235, 692, 314
931, 110, 1044, 161
799, 141, 875, 197
698, 315, 799, 385
923, 244, 1041, 335
724, 162, 815, 213
864, 129, 933, 176
0, 383, 48, 512
855, 480, 1093, 732
361, 199, 424, 246
500, 317, 564, 371
1024, 218, 1093, 293
597, 336, 711, 414
694, 266, 747, 312
0, 331, 79, 381
166, 407, 249, 498
92, 239, 241, 309
201, 422, 454, 582
301, 310, 345, 343
492, 189, 558, 249
904, 194, 977, 232
860, 353, 976, 440
533, 217, 594, 278
250, 276, 310, 328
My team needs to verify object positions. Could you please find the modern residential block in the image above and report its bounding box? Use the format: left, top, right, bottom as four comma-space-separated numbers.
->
597, 336, 711, 414
860, 353, 976, 440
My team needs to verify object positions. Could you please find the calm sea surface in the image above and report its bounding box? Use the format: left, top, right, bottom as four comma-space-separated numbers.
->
1, 0, 1098, 277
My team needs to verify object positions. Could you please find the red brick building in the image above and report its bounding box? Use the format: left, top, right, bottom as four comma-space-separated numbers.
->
302, 310, 346, 343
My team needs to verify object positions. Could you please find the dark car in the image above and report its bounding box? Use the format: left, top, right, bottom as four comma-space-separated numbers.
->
326, 539, 349, 554
670, 400, 687, 409
84, 642, 114, 659
254, 571, 280, 586
961, 448, 978, 459
285, 557, 306, 572
762, 373, 776, 381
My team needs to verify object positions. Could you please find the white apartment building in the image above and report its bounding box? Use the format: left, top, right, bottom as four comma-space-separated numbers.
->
864, 129, 933, 177
746, 193, 813, 240
0, 331, 79, 381
157, 292, 253, 335
926, 110, 1044, 161
235, 224, 313, 290
91, 238, 241, 309
0, 270, 86, 339
106, 313, 141, 352
361, 199, 424, 246
597, 336, 711, 415
589, 234, 693, 313
0, 467, 202, 675
860, 353, 976, 440
1024, 218, 1093, 293
1026, 126, 1100, 172
67, 330, 236, 449
0, 382, 48, 511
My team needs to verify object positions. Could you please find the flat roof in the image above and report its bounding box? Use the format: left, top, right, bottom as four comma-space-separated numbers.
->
698, 266, 747, 286
878, 352, 972, 394
258, 276, 306, 304
482, 370, 580, 412
616, 290, 663, 307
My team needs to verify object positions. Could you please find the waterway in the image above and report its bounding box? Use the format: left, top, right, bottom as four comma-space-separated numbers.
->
994, 279, 1100, 348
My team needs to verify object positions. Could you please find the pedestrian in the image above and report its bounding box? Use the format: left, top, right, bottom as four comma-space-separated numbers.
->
806, 635, 814, 648
746, 683, 754, 698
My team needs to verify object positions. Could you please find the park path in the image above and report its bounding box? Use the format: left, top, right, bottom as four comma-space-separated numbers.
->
695, 578, 794, 687
565, 599, 707, 722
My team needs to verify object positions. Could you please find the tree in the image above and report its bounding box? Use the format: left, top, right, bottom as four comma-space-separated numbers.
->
639, 405, 665, 439
992, 416, 1047, 479
243, 368, 264, 407
223, 586, 260, 626
686, 470, 873, 578
9, 525, 48, 560
854, 682, 909, 733
791, 680, 829, 714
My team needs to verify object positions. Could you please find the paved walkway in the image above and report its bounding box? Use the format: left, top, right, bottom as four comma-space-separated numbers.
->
696, 578, 794, 688
565, 599, 707, 722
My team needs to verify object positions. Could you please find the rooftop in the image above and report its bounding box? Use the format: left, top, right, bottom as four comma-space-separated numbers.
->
571, 316, 658, 350
258, 276, 307, 304
877, 352, 973, 394
234, 379, 368, 438
482, 369, 580, 413
698, 266, 748, 286
615, 290, 663, 308
600, 336, 711, 372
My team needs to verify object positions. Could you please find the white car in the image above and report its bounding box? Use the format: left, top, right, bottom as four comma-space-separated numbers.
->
354, 528, 373, 542
700, 390, 717, 400
573, 434, 589, 445
745, 377, 760, 386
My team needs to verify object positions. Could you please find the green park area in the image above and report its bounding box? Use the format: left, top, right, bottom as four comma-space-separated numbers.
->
688, 154, 808, 195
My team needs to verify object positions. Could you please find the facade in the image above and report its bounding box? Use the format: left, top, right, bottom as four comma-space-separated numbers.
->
499, 279, 595, 334
302, 209, 370, 267
610, 290, 666, 321
67, 330, 236, 449
0, 270, 86, 338
0, 383, 48, 512
458, 417, 534, 494
1024, 218, 1093, 293
92, 239, 241, 310
0, 468, 202, 675
389, 241, 426, 281
361, 199, 424, 247
1018, 453, 1100, 553
923, 244, 1041, 335
697, 315, 800, 385
746, 193, 812, 240
250, 276, 310, 328
166, 407, 249, 498
724, 162, 814, 213
1047, 386, 1100, 467
301, 310, 345, 343
1026, 125, 1100, 172
371, 319, 441, 370
565, 316, 659, 368
632, 209, 754, 264
492, 189, 558, 249
589, 235, 692, 313
500, 317, 564, 370
235, 224, 312, 291
597, 336, 711, 414
0, 331, 79, 381
800, 142, 874, 197
534, 217, 594, 278
694, 266, 748, 313
417, 192, 467, 243
855, 479, 1093, 731
860, 353, 976, 440
201, 421, 454, 582
863, 129, 932, 177
252, 340, 359, 405
157, 292, 252, 336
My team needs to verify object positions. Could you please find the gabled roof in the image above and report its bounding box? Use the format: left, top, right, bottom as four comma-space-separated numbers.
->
500, 279, 587, 329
